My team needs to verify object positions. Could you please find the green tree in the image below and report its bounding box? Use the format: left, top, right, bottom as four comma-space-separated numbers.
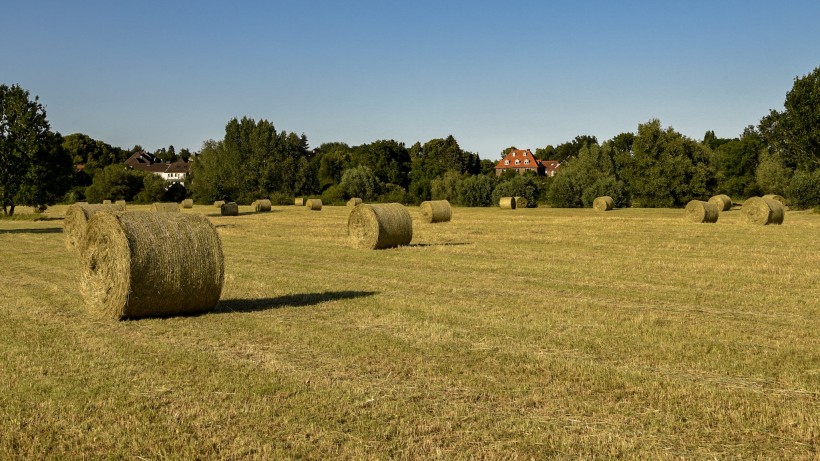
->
491, 174, 539, 208
84, 164, 147, 203
62, 133, 127, 176
430, 170, 462, 202
713, 127, 762, 198
547, 143, 627, 208
457, 174, 495, 206
339, 165, 381, 200
15, 131, 73, 210
755, 151, 791, 196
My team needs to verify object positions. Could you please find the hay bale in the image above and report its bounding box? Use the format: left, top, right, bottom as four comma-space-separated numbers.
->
221, 202, 239, 216
102, 199, 112, 205
255, 199, 272, 212
306, 199, 322, 211
347, 197, 363, 207
743, 196, 785, 225
419, 200, 452, 223
64, 203, 127, 251
153, 203, 180, 213
514, 196, 528, 208
684, 200, 719, 223
181, 199, 194, 209
499, 197, 516, 209
294, 197, 306, 206
593, 196, 615, 211
762, 194, 787, 207
708, 194, 733, 212
214, 200, 225, 208
348, 203, 413, 249
80, 211, 224, 320
115, 200, 127, 207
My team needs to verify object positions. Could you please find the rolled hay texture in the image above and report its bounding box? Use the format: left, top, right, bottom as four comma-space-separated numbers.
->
214, 200, 225, 208
102, 200, 112, 205
80, 211, 224, 320
64, 203, 127, 251
115, 200, 127, 207
593, 196, 615, 211
294, 197, 306, 206
347, 197, 363, 207
255, 199, 272, 212
306, 199, 323, 211
419, 200, 452, 223
762, 194, 787, 207
684, 200, 719, 223
743, 196, 785, 225
181, 199, 194, 209
153, 202, 180, 213
514, 196, 528, 208
348, 203, 413, 249
221, 202, 239, 216
499, 197, 517, 209
708, 194, 733, 212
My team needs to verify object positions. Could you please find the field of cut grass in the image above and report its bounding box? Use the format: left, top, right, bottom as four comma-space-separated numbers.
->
1, 204, 818, 459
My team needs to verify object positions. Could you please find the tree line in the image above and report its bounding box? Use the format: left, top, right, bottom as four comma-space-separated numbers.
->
1, 66, 819, 216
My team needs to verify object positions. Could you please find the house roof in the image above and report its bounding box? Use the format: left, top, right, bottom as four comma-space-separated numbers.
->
125, 152, 191, 174
495, 149, 540, 170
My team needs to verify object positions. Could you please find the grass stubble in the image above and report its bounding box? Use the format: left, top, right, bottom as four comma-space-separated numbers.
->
0, 205, 818, 459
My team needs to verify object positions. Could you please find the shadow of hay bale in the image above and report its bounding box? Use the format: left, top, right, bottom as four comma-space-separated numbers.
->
215, 290, 379, 313
0, 227, 64, 234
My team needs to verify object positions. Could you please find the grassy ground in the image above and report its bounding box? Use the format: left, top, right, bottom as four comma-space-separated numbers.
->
0, 204, 818, 459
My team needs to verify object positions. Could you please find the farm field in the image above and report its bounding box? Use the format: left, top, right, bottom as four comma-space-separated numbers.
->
0, 204, 818, 459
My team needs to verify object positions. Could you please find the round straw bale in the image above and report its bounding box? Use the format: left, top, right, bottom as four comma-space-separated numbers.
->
419, 200, 452, 223
592, 196, 615, 211
684, 200, 719, 223
80, 211, 224, 319
153, 202, 180, 213
514, 196, 528, 208
347, 197, 363, 207
742, 196, 785, 225
221, 202, 239, 216
181, 198, 194, 209
115, 200, 127, 207
762, 194, 787, 207
294, 197, 306, 206
348, 203, 413, 249
102, 199, 112, 205
306, 199, 323, 211
255, 199, 272, 212
499, 197, 516, 209
64, 203, 127, 251
214, 200, 225, 208
707, 194, 732, 212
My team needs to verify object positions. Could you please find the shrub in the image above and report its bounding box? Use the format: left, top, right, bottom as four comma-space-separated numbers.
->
457, 175, 495, 207
786, 170, 820, 209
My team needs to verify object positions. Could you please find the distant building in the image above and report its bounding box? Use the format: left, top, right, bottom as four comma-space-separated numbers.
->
125, 152, 191, 185
494, 149, 559, 177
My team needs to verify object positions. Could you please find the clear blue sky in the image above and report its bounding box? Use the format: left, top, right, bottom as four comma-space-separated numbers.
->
2, 1, 819, 159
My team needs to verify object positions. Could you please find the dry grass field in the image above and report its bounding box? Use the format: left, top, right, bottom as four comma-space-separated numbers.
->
1, 204, 818, 459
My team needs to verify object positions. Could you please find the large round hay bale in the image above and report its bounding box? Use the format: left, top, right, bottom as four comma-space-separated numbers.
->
64, 203, 127, 251
102, 199, 112, 205
743, 196, 785, 225
214, 200, 225, 208
708, 194, 732, 212
221, 202, 239, 216
80, 211, 224, 320
294, 197, 306, 206
348, 203, 413, 249
684, 200, 719, 223
513, 196, 528, 208
153, 203, 180, 213
592, 196, 615, 211
181, 198, 194, 209
255, 199, 272, 212
347, 197, 363, 207
306, 199, 322, 211
499, 197, 516, 209
115, 200, 127, 207
419, 200, 452, 223
762, 194, 787, 207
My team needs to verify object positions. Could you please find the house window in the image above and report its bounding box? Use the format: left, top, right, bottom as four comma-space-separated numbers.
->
524, 159, 530, 164
515, 159, 520, 165
505, 160, 509, 165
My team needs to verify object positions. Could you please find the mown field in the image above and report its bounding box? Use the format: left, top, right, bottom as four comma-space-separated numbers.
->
1, 204, 818, 459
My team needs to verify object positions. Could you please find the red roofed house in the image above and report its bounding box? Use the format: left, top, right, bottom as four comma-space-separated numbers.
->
494, 149, 560, 177
125, 151, 191, 185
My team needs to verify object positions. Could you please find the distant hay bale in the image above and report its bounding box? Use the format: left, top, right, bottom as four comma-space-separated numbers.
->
514, 196, 528, 208
102, 200, 112, 205
255, 199, 272, 212
181, 199, 194, 209
347, 197, 363, 207
115, 200, 126, 207
419, 200, 452, 223
743, 196, 785, 225
294, 197, 306, 206
221, 202, 239, 216
306, 199, 322, 211
153, 203, 180, 213
80, 211, 224, 320
214, 200, 225, 208
708, 194, 733, 212
499, 197, 516, 209
348, 203, 413, 249
64, 203, 127, 252
593, 196, 615, 211
684, 200, 719, 223
762, 194, 787, 207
